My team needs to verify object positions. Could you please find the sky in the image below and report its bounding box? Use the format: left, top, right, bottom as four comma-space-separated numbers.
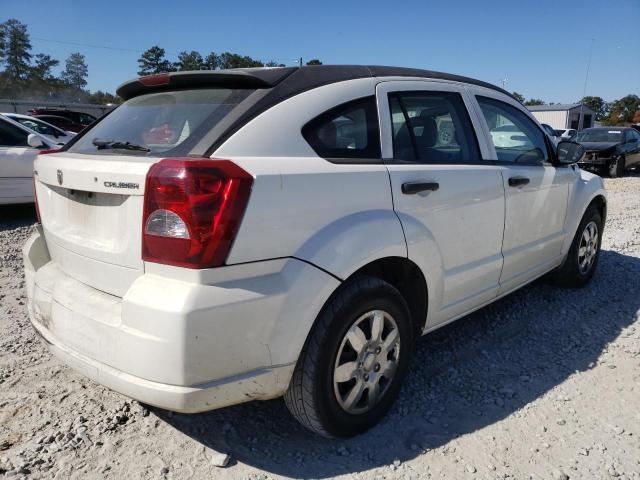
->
2, 0, 639, 103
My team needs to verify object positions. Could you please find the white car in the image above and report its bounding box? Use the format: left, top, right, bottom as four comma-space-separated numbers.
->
0, 115, 57, 205
23, 66, 606, 438
556, 128, 578, 140
2, 113, 76, 145
489, 124, 533, 148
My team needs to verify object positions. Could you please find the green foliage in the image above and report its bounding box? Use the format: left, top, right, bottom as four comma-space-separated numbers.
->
61, 52, 88, 91
217, 52, 264, 69
175, 50, 204, 71
511, 92, 525, 103
1, 18, 324, 105
580, 96, 609, 121
602, 95, 640, 125
523, 98, 544, 106
30, 53, 58, 80
203, 52, 218, 70
1, 18, 32, 79
137, 46, 173, 75
88, 90, 120, 104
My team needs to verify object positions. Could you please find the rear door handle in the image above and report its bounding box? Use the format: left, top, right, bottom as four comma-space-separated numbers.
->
401, 182, 439, 194
508, 176, 530, 187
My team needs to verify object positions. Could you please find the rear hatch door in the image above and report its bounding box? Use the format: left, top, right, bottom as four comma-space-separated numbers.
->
35, 152, 154, 297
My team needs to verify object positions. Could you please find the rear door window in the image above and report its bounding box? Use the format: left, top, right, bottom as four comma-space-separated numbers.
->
302, 96, 381, 162
388, 91, 479, 163
68, 88, 255, 156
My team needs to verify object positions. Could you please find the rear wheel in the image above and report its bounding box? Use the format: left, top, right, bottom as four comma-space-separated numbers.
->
550, 204, 602, 288
284, 276, 414, 438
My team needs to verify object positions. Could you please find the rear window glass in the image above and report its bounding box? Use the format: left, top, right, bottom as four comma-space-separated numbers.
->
302, 96, 381, 162
68, 88, 254, 156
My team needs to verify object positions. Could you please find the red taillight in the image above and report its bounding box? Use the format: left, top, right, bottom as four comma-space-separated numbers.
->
142, 158, 253, 269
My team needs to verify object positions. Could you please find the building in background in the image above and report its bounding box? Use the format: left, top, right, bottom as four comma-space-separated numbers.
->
528, 104, 595, 131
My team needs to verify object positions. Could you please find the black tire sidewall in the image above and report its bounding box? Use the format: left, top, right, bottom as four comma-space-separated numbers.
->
568, 206, 603, 286
313, 278, 414, 437
609, 156, 624, 177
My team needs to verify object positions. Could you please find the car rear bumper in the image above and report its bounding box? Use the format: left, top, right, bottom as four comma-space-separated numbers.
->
23, 226, 338, 412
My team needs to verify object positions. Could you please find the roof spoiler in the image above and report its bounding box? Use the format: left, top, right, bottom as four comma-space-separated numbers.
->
117, 68, 298, 100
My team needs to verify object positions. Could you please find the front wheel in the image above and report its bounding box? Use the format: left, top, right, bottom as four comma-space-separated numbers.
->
550, 204, 603, 288
284, 276, 414, 438
608, 155, 625, 178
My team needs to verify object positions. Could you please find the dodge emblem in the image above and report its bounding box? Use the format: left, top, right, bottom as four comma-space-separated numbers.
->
57, 169, 63, 185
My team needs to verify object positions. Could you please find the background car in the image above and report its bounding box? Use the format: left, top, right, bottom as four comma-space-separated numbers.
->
575, 127, 640, 177
28, 108, 96, 128
489, 123, 533, 148
2, 113, 75, 145
0, 115, 57, 205
555, 128, 577, 140
32, 114, 85, 133
541, 123, 562, 144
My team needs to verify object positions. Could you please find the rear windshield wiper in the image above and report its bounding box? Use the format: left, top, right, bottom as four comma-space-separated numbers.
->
92, 138, 150, 152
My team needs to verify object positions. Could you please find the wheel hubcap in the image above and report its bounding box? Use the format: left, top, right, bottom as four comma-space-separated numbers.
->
578, 220, 598, 275
333, 310, 400, 414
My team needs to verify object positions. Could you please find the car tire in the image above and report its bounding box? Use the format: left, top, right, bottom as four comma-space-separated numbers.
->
608, 155, 625, 178
549, 204, 602, 288
284, 275, 415, 438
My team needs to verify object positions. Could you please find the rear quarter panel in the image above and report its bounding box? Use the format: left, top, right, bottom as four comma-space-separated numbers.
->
215, 78, 407, 280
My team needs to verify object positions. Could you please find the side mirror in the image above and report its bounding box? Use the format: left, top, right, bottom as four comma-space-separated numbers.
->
27, 133, 45, 148
556, 141, 584, 165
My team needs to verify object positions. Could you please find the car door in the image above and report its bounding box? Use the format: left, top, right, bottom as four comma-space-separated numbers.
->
377, 81, 506, 327
470, 93, 575, 294
0, 118, 37, 203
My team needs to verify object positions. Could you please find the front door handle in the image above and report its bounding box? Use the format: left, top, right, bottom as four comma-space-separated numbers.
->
508, 176, 530, 187
401, 181, 439, 195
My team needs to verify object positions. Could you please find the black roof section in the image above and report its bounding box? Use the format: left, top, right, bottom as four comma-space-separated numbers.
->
117, 65, 512, 100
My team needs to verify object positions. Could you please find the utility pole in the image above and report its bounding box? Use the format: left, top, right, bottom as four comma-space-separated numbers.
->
500, 76, 509, 90
578, 38, 595, 130
299, 57, 303, 67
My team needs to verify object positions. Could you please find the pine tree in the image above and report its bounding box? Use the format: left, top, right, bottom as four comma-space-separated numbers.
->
61, 52, 88, 90
30, 53, 59, 80
174, 50, 204, 71
137, 46, 173, 75
0, 19, 33, 79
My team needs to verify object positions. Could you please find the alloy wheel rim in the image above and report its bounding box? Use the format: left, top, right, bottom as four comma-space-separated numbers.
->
578, 220, 598, 275
333, 310, 400, 414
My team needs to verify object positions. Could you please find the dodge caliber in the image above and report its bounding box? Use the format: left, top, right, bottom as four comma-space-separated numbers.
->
24, 66, 606, 437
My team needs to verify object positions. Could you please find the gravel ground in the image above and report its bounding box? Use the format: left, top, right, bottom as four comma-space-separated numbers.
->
1, 174, 639, 479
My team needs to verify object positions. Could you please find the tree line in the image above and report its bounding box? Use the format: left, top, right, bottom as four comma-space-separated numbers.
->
137, 46, 321, 76
0, 19, 118, 104
0, 18, 322, 105
512, 91, 640, 126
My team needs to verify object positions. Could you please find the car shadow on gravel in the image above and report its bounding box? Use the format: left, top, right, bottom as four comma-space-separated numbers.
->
156, 249, 640, 478
0, 204, 37, 230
